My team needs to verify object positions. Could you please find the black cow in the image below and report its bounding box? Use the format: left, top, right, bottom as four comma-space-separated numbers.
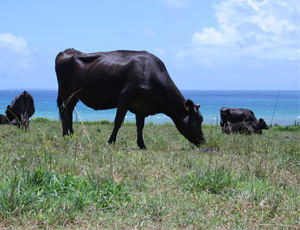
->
0, 114, 8, 124
55, 49, 205, 149
223, 118, 269, 134
5, 91, 35, 129
220, 107, 256, 132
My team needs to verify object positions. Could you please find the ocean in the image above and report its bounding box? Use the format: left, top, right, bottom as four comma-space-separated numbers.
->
0, 90, 299, 126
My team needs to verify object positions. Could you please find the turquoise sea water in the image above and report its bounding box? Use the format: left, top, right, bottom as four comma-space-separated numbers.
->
0, 90, 299, 125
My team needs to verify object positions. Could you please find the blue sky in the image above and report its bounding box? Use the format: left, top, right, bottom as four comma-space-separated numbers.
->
0, 0, 299, 90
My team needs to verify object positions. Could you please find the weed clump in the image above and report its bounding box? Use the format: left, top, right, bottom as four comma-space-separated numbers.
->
183, 167, 233, 194
0, 168, 132, 224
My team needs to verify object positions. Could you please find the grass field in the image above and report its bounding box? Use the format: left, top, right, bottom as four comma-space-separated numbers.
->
0, 118, 300, 229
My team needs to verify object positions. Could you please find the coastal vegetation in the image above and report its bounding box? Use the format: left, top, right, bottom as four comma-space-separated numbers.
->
0, 118, 299, 229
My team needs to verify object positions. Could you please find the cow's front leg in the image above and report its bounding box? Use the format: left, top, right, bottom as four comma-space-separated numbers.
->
108, 106, 127, 145
22, 113, 29, 129
136, 114, 146, 149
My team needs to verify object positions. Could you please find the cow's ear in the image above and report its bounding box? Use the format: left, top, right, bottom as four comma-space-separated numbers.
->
195, 104, 200, 110
184, 99, 194, 112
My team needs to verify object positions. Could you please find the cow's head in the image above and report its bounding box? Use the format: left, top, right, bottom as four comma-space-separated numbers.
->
258, 118, 268, 130
179, 99, 205, 146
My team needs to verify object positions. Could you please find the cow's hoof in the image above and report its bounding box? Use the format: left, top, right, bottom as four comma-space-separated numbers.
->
138, 144, 147, 150
108, 140, 115, 145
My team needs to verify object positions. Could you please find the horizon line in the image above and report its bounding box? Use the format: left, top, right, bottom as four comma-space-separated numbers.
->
0, 88, 299, 91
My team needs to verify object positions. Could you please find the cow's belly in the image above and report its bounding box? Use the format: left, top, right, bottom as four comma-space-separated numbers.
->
80, 98, 118, 110
77, 87, 119, 110
75, 83, 165, 115
128, 98, 164, 117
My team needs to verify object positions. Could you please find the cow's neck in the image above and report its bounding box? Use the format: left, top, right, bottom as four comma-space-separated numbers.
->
163, 88, 188, 131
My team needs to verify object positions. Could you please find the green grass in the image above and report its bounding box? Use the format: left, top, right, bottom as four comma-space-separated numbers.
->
0, 118, 300, 229
0, 168, 131, 226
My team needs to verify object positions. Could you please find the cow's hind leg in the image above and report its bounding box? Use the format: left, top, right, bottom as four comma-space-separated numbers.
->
108, 106, 127, 145
136, 114, 146, 149
62, 97, 77, 136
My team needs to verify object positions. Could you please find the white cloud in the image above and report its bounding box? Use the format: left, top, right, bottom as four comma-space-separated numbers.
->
192, 26, 241, 45
192, 28, 225, 45
0, 33, 32, 82
190, 0, 300, 61
160, 0, 189, 9
0, 33, 29, 54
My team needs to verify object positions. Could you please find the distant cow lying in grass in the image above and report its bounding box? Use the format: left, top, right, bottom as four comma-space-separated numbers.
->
0, 114, 19, 126
0, 114, 9, 124
220, 107, 256, 129
223, 118, 268, 134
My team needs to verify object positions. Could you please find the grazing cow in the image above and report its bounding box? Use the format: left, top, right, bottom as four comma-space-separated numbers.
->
220, 107, 256, 132
223, 118, 269, 134
5, 91, 35, 129
55, 48, 205, 149
0, 114, 8, 124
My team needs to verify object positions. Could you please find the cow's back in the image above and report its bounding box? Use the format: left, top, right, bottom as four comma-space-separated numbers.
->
220, 107, 256, 124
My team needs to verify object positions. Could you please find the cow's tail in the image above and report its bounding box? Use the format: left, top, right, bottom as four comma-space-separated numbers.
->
57, 90, 64, 120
